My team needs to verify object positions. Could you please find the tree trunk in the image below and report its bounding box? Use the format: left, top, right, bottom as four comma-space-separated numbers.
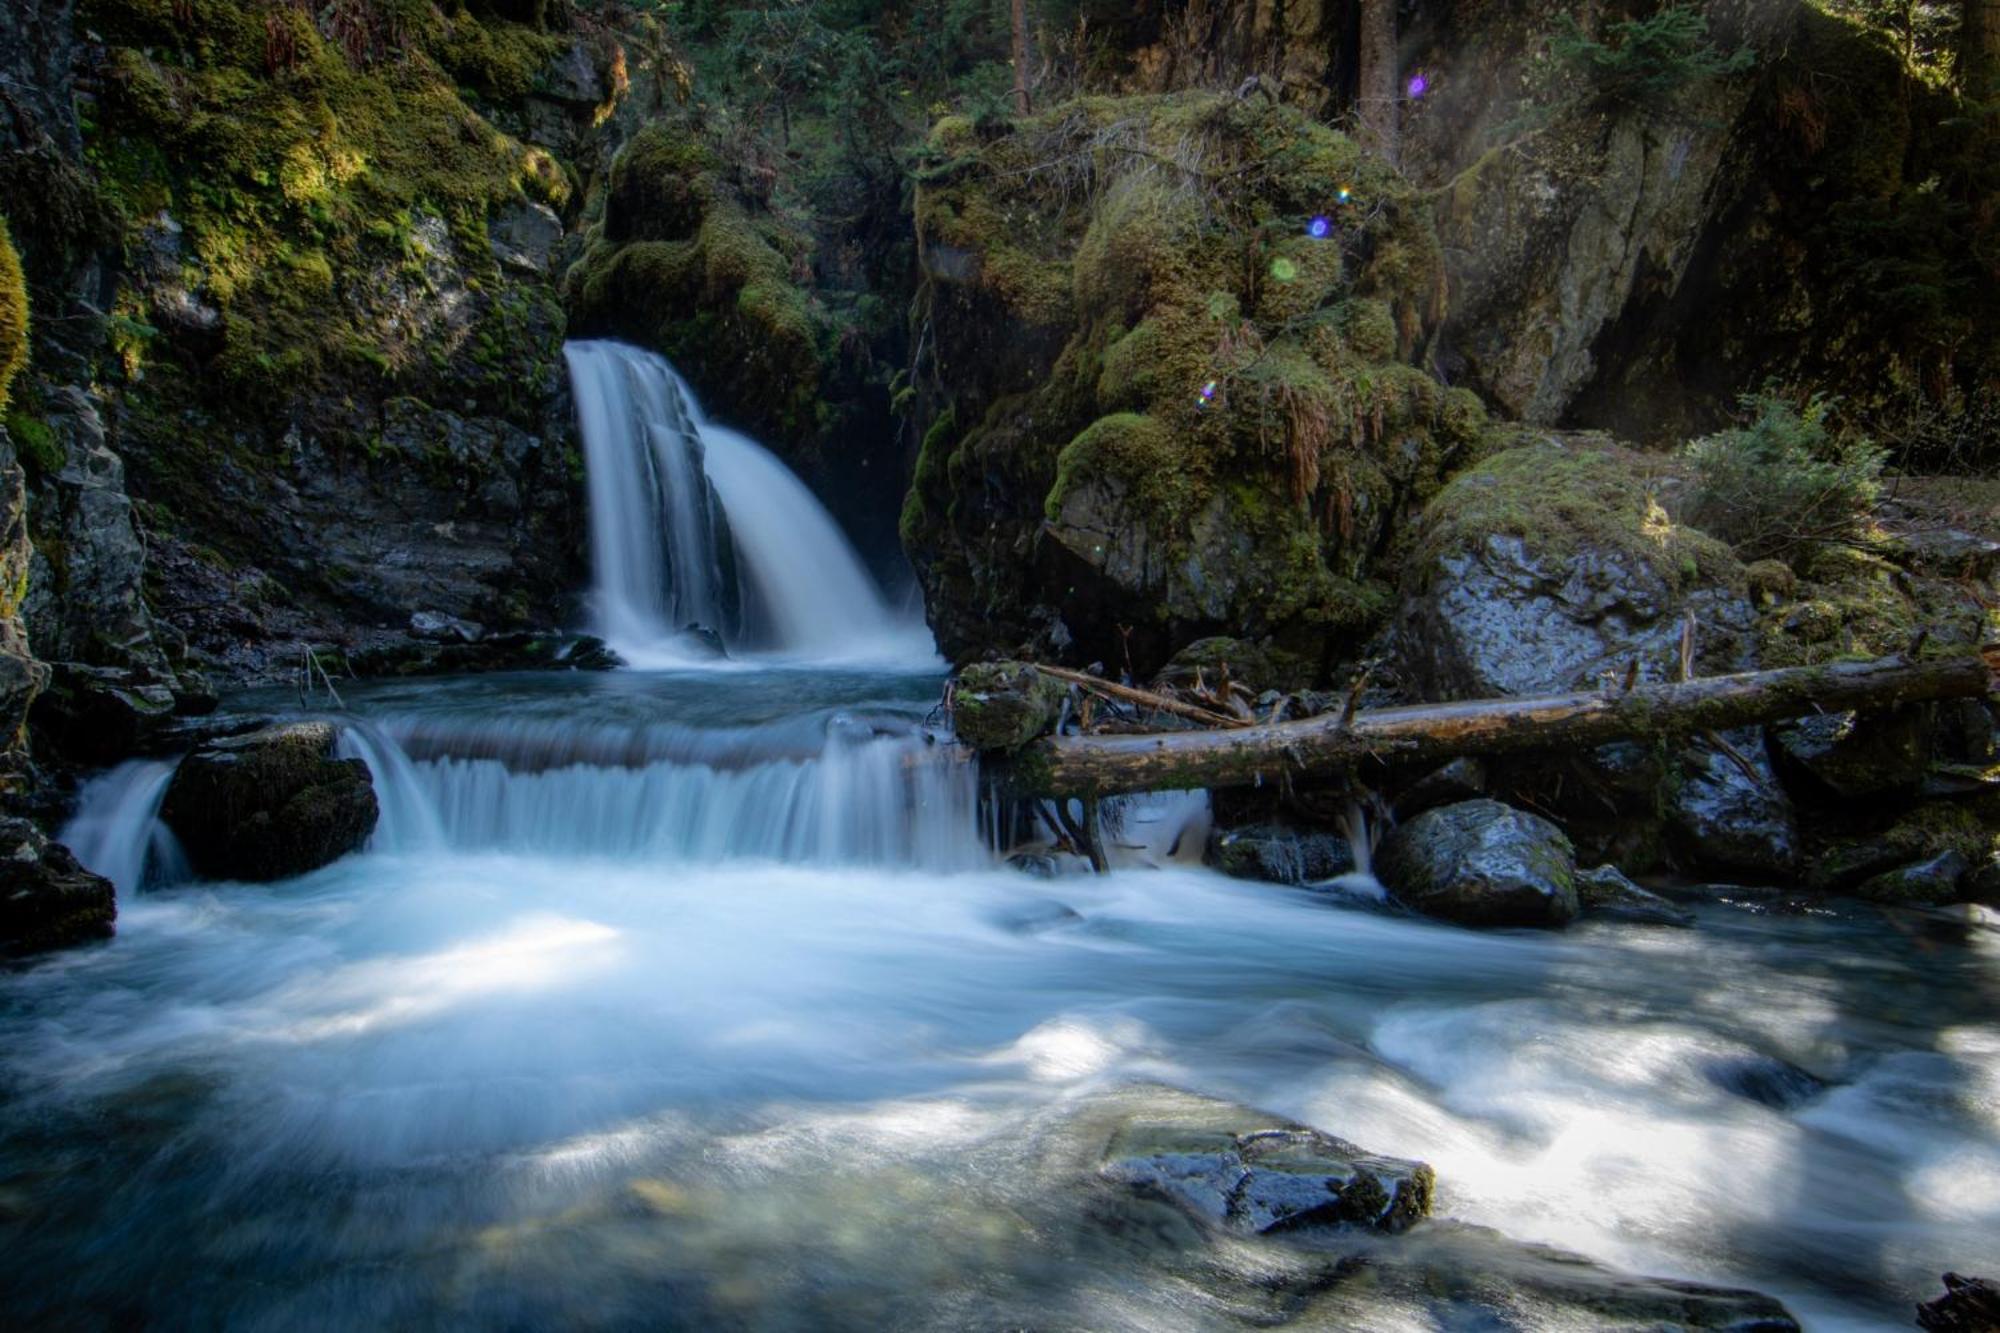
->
1012, 0, 1031, 115
1966, 0, 2000, 95
997, 653, 1995, 798
1357, 0, 1398, 161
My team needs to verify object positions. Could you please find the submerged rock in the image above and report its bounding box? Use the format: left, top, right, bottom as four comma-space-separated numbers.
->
1099, 1096, 1433, 1236
1378, 799, 1579, 928
1700, 1053, 1827, 1111
160, 722, 377, 882
1918, 1273, 2000, 1332
1575, 864, 1696, 927
1207, 822, 1357, 886
0, 816, 114, 955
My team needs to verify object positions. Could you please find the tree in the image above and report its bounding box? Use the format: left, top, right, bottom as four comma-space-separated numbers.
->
1967, 0, 2000, 93
1011, 0, 1031, 114
1357, 0, 1398, 161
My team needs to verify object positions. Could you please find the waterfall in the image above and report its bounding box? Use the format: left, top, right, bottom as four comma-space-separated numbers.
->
343, 715, 986, 871
564, 339, 928, 665
59, 760, 189, 894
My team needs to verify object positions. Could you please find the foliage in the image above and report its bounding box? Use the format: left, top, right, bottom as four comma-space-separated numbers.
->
0, 219, 24, 416
1815, 0, 1962, 84
1684, 394, 1885, 562
1551, 5, 1755, 111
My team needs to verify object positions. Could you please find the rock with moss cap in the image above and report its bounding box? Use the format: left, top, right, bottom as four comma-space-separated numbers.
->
951, 661, 1067, 751
1378, 799, 1579, 928
1772, 707, 1931, 802
161, 722, 377, 882
904, 91, 1482, 677
1396, 437, 1753, 700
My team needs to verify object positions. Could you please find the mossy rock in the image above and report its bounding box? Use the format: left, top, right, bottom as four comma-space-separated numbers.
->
0, 218, 25, 415
159, 721, 378, 881
904, 91, 1465, 676
952, 661, 1067, 752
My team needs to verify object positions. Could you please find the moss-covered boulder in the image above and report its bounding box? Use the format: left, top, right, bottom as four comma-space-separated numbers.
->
1396, 436, 1750, 699
903, 92, 1485, 677
1377, 799, 1579, 929
564, 124, 827, 449
951, 661, 1066, 752
160, 721, 377, 881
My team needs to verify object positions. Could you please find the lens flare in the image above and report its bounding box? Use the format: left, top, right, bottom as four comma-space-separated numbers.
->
1306, 215, 1332, 239
1196, 380, 1219, 410
1269, 256, 1298, 282
1407, 72, 1430, 98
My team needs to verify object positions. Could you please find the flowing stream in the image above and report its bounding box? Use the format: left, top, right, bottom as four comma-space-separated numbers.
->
1, 344, 1995, 1330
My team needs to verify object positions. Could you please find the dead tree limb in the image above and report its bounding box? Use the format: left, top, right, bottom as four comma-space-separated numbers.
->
997, 652, 1996, 799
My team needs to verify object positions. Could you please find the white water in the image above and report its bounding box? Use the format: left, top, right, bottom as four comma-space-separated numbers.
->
564, 340, 932, 667
58, 759, 188, 894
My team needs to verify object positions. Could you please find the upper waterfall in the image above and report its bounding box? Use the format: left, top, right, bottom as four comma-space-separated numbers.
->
564, 339, 931, 667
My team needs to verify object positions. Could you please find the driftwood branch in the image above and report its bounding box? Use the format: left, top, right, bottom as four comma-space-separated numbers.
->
1033, 664, 1248, 730
997, 652, 1996, 799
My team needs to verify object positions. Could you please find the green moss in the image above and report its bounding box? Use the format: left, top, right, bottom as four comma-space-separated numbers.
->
3, 411, 61, 475
1757, 544, 1985, 667
1416, 442, 1742, 593
1046, 412, 1201, 522
0, 219, 25, 415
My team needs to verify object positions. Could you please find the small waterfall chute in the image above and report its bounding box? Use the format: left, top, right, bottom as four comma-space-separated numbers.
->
60, 760, 190, 895
564, 339, 931, 666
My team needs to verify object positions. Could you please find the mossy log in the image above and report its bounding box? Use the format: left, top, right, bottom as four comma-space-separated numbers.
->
1001, 653, 1996, 798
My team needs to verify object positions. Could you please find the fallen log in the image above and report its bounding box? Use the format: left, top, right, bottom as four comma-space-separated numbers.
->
998, 652, 1997, 799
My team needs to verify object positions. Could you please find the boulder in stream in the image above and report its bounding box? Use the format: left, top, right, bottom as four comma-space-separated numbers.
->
160, 722, 377, 882
952, 661, 1066, 751
1918, 1273, 2000, 1332
0, 816, 114, 954
1378, 799, 1579, 928
1207, 822, 1357, 886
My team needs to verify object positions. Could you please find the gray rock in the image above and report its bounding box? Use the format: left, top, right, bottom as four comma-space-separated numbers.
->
1206, 822, 1356, 885
541, 38, 606, 105
1101, 1102, 1433, 1236
0, 816, 115, 955
1394, 756, 1488, 818
1772, 708, 1930, 802
410, 610, 485, 643
1918, 1273, 2000, 1332
1575, 863, 1696, 927
1378, 799, 1579, 928
21, 387, 170, 672
1853, 850, 1969, 907
29, 662, 179, 764
160, 722, 378, 882
1666, 730, 1799, 880
490, 201, 563, 276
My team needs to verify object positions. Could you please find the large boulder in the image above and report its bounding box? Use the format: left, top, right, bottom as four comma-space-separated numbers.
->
0, 816, 114, 954
1397, 440, 1752, 699
1098, 1090, 1433, 1236
1378, 799, 1579, 928
160, 722, 377, 881
1665, 730, 1799, 880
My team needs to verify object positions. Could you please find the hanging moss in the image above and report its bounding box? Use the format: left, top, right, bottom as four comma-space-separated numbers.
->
0, 219, 25, 416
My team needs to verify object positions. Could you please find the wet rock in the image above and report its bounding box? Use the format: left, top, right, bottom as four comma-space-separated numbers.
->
1772, 708, 1930, 802
410, 610, 484, 643
1378, 799, 1579, 928
1100, 1097, 1433, 1236
1154, 636, 1305, 696
1853, 851, 1969, 907
160, 722, 377, 882
562, 635, 623, 671
1396, 443, 1753, 700
541, 38, 607, 105
349, 631, 620, 677
681, 624, 727, 659
1666, 730, 1799, 880
30, 662, 179, 765
1003, 851, 1062, 879
0, 816, 114, 955
1575, 864, 1696, 927
1918, 1273, 2000, 1332
951, 661, 1066, 751
1393, 757, 1488, 818
1206, 822, 1356, 886
1700, 1053, 1826, 1110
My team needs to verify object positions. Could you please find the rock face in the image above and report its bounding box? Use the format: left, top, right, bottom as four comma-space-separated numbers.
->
0, 431, 50, 790
1099, 1092, 1433, 1236
160, 723, 377, 882
1378, 799, 1579, 928
0, 815, 114, 954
